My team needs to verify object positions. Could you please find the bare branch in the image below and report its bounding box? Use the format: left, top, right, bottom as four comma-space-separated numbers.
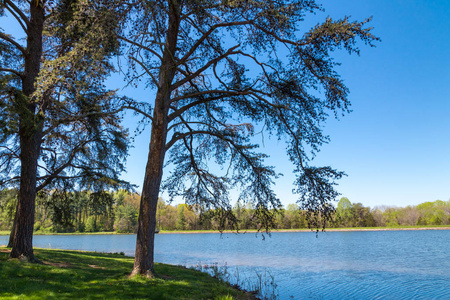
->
178, 19, 251, 65
0, 32, 27, 56
118, 35, 163, 61
130, 56, 160, 87
171, 44, 240, 90
166, 129, 211, 150
4, 0, 30, 30
0, 68, 24, 80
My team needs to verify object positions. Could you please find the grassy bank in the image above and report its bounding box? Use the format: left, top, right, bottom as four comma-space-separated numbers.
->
0, 247, 255, 300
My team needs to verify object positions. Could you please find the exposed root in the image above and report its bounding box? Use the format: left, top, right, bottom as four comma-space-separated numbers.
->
129, 267, 157, 279
10, 253, 43, 264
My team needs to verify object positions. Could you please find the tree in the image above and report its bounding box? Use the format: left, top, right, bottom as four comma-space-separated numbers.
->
0, 188, 17, 230
336, 197, 353, 227
0, 0, 128, 261
352, 202, 376, 227
114, 191, 140, 233
176, 204, 187, 230
121, 0, 378, 276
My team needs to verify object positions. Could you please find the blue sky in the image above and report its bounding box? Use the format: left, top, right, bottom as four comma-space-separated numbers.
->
118, 1, 450, 209
2, 1, 449, 209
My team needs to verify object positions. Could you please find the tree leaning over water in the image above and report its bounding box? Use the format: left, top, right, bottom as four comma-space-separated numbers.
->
0, 0, 128, 261
120, 0, 379, 276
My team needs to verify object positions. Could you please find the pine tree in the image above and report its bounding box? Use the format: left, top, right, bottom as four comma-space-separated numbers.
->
119, 0, 379, 276
0, 0, 128, 261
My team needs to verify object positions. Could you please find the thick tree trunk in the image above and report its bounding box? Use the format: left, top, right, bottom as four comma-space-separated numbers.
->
131, 108, 168, 276
10, 130, 42, 262
9, 2, 45, 262
131, 0, 181, 276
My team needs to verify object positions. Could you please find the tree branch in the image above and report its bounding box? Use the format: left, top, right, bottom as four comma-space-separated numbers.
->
178, 19, 251, 65
4, 0, 30, 30
0, 32, 28, 56
118, 35, 163, 61
129, 56, 160, 87
171, 44, 240, 90
0, 32, 27, 56
0, 68, 24, 80
43, 104, 152, 136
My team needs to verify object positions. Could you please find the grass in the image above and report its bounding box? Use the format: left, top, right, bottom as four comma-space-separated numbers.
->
0, 247, 255, 300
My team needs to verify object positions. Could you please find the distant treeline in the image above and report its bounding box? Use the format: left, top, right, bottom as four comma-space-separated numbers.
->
0, 189, 449, 233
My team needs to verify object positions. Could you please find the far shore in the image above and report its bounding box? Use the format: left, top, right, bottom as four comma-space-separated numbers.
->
158, 226, 450, 234
1, 225, 449, 236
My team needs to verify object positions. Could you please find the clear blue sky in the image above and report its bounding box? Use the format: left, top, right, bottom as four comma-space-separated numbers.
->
118, 0, 450, 209
2, 1, 449, 209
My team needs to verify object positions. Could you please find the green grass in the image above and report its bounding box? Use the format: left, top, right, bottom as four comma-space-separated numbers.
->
0, 247, 255, 300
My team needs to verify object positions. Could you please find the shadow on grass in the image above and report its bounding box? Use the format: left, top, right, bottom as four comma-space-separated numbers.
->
0, 248, 255, 300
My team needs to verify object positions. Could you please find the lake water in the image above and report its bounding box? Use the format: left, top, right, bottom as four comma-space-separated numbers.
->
1, 230, 449, 299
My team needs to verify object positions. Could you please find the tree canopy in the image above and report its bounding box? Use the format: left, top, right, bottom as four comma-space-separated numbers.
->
0, 0, 129, 260
118, 0, 379, 276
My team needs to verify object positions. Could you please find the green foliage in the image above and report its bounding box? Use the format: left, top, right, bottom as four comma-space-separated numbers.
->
336, 197, 353, 226
176, 204, 187, 231
75, 221, 85, 233
0, 188, 17, 230
114, 203, 138, 233
84, 216, 97, 233
119, 0, 380, 234
0, 0, 129, 197
1, 187, 447, 233
0, 247, 253, 299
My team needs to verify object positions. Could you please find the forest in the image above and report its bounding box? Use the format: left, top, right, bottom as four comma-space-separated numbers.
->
1, 188, 448, 233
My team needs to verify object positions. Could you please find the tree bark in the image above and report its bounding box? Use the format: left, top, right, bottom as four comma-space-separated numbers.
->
7, 209, 18, 248
131, 0, 181, 276
9, 2, 45, 262
131, 105, 168, 276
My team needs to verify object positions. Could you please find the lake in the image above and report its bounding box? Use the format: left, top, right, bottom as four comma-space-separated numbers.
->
1, 230, 449, 299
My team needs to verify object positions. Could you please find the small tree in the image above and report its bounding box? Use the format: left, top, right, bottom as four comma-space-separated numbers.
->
176, 204, 187, 230
120, 0, 378, 276
336, 197, 353, 227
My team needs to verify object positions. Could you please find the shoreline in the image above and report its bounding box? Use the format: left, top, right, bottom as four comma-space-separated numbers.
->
159, 226, 450, 234
1, 226, 450, 236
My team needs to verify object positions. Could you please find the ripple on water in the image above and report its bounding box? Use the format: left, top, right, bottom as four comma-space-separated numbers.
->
3, 230, 450, 299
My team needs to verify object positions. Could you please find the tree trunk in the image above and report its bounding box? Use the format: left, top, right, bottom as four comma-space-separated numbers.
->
131, 108, 168, 276
10, 129, 42, 262
9, 2, 45, 262
131, 1, 181, 276
7, 209, 18, 248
